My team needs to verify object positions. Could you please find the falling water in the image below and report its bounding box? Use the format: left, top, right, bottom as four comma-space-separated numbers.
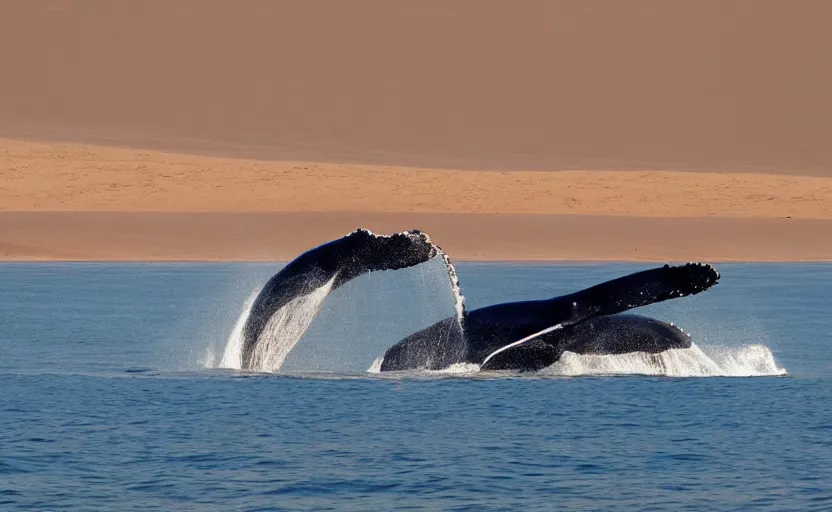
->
418, 231, 466, 323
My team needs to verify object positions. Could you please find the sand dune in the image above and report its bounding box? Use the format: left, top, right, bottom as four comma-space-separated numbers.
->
3, 139, 832, 218
2, 1, 831, 173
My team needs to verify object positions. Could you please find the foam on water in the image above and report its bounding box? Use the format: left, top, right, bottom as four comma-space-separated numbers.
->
366, 357, 480, 375
427, 362, 481, 375
542, 343, 786, 377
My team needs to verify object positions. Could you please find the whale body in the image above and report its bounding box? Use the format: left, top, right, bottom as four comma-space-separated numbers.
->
238, 229, 719, 372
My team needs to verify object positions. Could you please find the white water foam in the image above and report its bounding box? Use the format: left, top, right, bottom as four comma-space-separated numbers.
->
428, 362, 481, 375
541, 343, 786, 377
217, 291, 258, 369
366, 357, 480, 375
367, 357, 385, 373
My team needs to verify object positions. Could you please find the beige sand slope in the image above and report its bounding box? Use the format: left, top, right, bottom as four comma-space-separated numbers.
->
2, 139, 831, 261
3, 139, 832, 218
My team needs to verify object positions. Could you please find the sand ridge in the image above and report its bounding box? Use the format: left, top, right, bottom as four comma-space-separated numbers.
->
3, 138, 831, 219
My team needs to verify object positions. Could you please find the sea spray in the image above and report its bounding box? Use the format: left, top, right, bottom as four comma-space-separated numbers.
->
416, 231, 466, 323
217, 291, 258, 369
541, 343, 786, 377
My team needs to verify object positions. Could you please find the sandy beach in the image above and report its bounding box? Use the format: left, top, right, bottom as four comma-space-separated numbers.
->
2, 138, 831, 261
2, 1, 831, 262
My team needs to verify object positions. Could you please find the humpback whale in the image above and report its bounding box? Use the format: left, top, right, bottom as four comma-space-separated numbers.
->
238, 229, 719, 373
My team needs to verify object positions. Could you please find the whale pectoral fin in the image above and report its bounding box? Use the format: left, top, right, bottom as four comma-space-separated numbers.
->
566, 262, 720, 323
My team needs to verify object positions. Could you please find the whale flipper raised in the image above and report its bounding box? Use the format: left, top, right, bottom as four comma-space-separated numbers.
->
468, 263, 719, 332
240, 229, 441, 370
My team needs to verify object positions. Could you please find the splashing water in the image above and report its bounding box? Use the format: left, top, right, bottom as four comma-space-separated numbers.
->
366, 357, 480, 375
416, 231, 466, 323
542, 343, 786, 377
217, 292, 258, 369
367, 357, 385, 373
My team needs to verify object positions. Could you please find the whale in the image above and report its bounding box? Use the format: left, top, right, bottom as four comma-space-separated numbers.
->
238, 229, 719, 372
379, 262, 718, 371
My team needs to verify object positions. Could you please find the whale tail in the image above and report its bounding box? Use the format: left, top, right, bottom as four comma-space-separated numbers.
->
240, 229, 440, 370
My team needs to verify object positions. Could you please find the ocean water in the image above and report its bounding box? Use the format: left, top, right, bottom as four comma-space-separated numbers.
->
1, 261, 831, 511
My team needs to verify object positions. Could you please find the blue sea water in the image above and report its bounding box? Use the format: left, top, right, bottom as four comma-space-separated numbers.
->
1, 261, 831, 511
